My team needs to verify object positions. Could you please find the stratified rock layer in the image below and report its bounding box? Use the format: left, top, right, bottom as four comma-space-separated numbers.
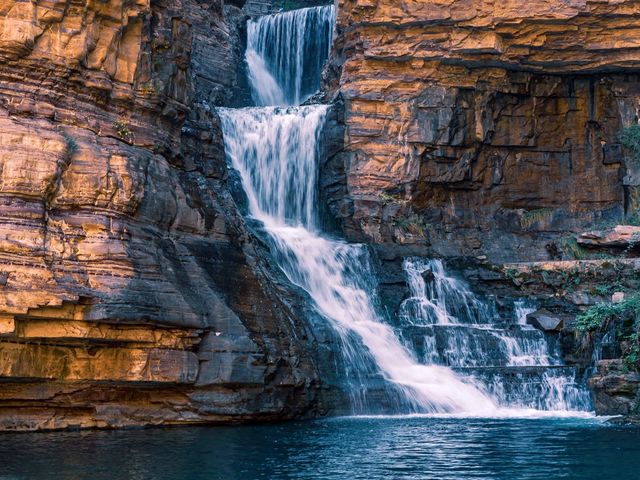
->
0, 0, 329, 431
326, 0, 640, 261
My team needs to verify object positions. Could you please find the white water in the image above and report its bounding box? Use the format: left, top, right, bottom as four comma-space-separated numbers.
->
246, 5, 336, 106
400, 258, 494, 326
218, 5, 592, 417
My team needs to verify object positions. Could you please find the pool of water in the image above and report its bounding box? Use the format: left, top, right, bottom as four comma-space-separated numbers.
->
0, 416, 639, 479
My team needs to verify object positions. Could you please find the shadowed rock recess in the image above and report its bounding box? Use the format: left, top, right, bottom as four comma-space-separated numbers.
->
3, 0, 640, 431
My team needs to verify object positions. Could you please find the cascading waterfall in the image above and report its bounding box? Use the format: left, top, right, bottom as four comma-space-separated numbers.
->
246, 5, 336, 106
399, 258, 592, 411
218, 5, 593, 417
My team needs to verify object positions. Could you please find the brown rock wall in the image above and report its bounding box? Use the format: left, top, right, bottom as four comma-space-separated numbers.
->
327, 0, 640, 261
0, 0, 329, 430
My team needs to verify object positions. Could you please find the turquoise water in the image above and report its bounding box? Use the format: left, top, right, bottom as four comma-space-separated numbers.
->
0, 417, 639, 479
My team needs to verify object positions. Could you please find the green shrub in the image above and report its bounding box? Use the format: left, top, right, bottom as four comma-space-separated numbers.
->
576, 294, 640, 333
620, 124, 640, 165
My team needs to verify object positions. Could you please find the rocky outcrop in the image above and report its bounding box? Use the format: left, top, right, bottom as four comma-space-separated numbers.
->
578, 225, 640, 250
325, 0, 640, 262
590, 360, 640, 416
0, 0, 333, 431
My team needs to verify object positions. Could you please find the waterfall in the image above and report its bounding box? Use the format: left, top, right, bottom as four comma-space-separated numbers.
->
400, 258, 495, 326
218, 5, 592, 417
219, 106, 499, 414
246, 5, 336, 106
398, 258, 592, 411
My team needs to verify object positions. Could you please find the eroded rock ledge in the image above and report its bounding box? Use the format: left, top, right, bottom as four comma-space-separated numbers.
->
325, 0, 640, 262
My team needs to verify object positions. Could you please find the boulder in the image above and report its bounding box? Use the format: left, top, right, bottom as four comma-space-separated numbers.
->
526, 309, 564, 332
612, 292, 626, 304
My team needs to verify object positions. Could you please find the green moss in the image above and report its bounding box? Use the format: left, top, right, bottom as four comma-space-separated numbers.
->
624, 333, 640, 372
521, 208, 553, 229
558, 234, 588, 260
62, 134, 78, 157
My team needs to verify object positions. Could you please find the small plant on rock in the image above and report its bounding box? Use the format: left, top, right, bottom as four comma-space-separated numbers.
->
379, 192, 406, 206
394, 211, 431, 236
62, 134, 78, 157
139, 82, 158, 96
114, 118, 134, 143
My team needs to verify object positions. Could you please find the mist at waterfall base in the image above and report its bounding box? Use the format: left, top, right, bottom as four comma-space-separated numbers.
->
220, 5, 592, 417
2, 418, 639, 480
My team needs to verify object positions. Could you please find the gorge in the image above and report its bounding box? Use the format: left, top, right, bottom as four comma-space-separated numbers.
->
1, 0, 640, 475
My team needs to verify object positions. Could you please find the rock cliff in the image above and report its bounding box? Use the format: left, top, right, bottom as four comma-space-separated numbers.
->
0, 0, 330, 430
4, 0, 640, 430
326, 0, 640, 262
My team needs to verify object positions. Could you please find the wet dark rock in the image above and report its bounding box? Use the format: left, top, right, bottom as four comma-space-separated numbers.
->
526, 310, 565, 332
421, 269, 435, 283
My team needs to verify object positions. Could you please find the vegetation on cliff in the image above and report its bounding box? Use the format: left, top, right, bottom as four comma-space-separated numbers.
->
577, 294, 640, 371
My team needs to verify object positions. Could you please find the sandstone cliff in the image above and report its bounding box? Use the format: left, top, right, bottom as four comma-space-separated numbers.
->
4, 0, 640, 430
0, 0, 331, 430
326, 0, 640, 262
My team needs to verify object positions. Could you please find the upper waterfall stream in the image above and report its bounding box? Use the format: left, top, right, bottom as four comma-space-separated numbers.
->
218, 5, 592, 417
246, 5, 336, 106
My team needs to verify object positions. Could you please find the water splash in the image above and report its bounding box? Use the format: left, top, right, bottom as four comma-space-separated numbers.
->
246, 6, 336, 106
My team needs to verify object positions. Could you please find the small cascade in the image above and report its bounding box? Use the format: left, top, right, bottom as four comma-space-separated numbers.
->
398, 258, 592, 412
400, 258, 495, 326
514, 298, 538, 326
246, 5, 336, 106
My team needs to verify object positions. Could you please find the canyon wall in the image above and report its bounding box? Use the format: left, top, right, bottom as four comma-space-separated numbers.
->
325, 0, 640, 262
3, 0, 640, 430
0, 0, 334, 431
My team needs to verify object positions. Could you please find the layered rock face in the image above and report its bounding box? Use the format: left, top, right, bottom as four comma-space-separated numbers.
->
0, 0, 328, 430
326, 0, 640, 262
